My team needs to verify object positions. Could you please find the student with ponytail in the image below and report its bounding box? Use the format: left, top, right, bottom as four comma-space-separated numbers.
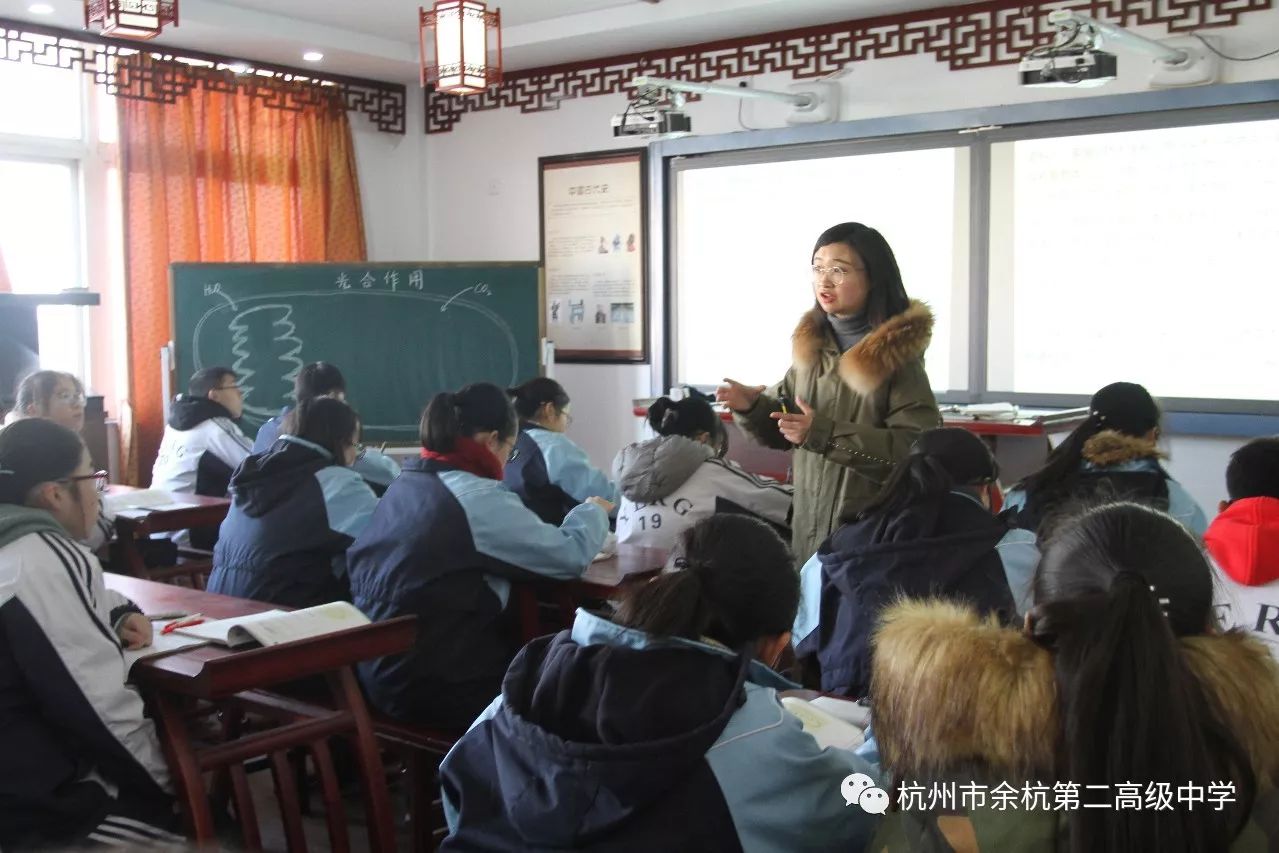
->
614, 390, 792, 550
0, 419, 178, 849
208, 396, 378, 608
439, 515, 882, 851
347, 382, 612, 729
869, 502, 1279, 852
1005, 381, 1206, 536
792, 428, 1036, 699
504, 377, 616, 524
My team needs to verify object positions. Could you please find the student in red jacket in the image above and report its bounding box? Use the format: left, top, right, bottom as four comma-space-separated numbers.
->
1206, 436, 1279, 660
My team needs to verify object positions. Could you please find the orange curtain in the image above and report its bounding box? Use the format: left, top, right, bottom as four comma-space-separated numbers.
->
120, 56, 367, 483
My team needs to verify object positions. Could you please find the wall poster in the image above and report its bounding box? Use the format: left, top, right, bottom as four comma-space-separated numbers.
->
539, 149, 648, 363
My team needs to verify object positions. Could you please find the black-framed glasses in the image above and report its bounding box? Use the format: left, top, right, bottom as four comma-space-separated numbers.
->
60, 470, 108, 493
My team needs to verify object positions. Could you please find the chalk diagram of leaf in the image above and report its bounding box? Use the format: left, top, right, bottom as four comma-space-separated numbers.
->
192, 290, 522, 432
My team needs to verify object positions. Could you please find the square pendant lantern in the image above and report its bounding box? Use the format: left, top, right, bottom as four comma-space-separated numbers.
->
419, 1, 502, 95
84, 0, 178, 39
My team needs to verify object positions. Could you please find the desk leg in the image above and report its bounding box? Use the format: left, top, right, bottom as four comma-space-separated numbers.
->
154, 693, 217, 841
329, 667, 397, 853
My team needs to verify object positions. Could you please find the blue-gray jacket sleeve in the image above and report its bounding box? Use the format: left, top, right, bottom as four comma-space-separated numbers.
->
315, 466, 379, 540
253, 415, 282, 454
353, 447, 401, 489
794, 551, 822, 649
996, 527, 1040, 617
705, 684, 882, 851
444, 471, 609, 580
532, 431, 618, 504
1168, 479, 1208, 537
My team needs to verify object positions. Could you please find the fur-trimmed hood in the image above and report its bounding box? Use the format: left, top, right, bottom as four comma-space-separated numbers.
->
871, 599, 1279, 783
792, 300, 933, 396
1081, 430, 1165, 468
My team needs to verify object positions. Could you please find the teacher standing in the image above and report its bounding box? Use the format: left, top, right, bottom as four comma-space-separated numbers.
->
717, 222, 941, 564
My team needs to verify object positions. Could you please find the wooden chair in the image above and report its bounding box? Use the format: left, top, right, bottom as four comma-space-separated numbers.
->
373, 716, 460, 852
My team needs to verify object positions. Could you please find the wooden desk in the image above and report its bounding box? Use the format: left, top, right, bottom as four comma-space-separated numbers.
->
514, 545, 668, 642
106, 486, 230, 583
105, 574, 412, 852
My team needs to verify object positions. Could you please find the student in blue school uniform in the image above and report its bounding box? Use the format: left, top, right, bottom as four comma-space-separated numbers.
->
254, 361, 400, 492
439, 514, 882, 852
347, 382, 612, 730
793, 427, 1038, 699
0, 419, 179, 849
208, 396, 378, 609
503, 377, 616, 524
1003, 381, 1207, 537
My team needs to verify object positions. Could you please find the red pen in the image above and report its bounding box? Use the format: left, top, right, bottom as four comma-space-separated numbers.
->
161, 613, 206, 635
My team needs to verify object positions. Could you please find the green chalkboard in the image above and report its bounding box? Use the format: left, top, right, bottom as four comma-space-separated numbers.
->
170, 263, 543, 442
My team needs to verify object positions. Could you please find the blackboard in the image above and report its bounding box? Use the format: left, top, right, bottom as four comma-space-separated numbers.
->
170, 263, 543, 442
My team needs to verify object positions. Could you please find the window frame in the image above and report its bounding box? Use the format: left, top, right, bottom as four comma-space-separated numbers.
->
650, 79, 1279, 431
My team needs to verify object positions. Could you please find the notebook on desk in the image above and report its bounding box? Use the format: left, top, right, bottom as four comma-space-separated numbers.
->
173, 602, 371, 649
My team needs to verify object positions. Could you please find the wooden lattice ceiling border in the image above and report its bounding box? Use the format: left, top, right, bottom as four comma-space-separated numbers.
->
0, 17, 407, 134
425, 0, 1272, 133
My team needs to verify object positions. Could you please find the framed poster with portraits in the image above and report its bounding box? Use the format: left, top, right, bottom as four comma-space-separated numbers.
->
539, 149, 648, 363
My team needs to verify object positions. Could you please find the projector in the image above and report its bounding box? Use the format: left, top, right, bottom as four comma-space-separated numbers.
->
611, 109, 692, 137
1019, 48, 1118, 87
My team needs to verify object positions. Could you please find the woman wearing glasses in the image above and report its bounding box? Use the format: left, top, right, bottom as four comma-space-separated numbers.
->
6, 370, 115, 550
504, 377, 616, 525
0, 418, 179, 849
718, 222, 941, 566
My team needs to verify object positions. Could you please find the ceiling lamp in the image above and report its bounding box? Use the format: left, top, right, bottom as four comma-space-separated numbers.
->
419, 1, 502, 95
84, 0, 178, 40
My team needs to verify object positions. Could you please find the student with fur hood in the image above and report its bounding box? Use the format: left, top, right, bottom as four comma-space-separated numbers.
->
869, 502, 1279, 853
1004, 381, 1206, 537
718, 223, 941, 564
793, 428, 1039, 699
613, 392, 792, 550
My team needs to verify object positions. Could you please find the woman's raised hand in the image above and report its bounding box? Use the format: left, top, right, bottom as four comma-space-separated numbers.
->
716, 378, 766, 413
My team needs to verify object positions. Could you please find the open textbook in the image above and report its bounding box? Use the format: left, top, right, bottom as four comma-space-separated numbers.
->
173, 601, 371, 649
780, 696, 866, 751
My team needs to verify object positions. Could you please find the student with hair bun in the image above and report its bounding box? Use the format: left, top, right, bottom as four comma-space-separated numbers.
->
0, 419, 178, 849
869, 502, 1279, 852
348, 382, 612, 729
613, 390, 791, 550
208, 396, 378, 609
504, 377, 615, 524
1004, 381, 1206, 536
440, 514, 881, 851
793, 427, 1036, 699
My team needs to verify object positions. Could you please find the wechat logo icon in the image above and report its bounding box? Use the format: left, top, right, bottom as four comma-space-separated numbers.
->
841, 772, 890, 815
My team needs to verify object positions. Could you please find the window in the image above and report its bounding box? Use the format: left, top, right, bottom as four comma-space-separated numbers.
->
0, 61, 82, 140
987, 119, 1279, 403
673, 144, 970, 393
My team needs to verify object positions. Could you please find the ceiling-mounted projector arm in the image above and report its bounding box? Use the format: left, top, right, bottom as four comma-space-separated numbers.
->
630, 75, 815, 108
1046, 9, 1190, 66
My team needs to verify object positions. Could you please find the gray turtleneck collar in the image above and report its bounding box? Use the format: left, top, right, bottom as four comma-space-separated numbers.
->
827, 311, 871, 353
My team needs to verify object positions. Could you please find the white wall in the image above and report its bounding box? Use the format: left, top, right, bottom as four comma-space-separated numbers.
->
352, 8, 1279, 510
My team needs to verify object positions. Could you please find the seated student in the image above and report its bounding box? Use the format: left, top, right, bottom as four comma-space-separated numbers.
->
151, 366, 253, 549
0, 419, 178, 849
614, 392, 792, 549
347, 383, 611, 730
439, 514, 882, 852
151, 366, 252, 498
868, 502, 1279, 851
504, 377, 615, 524
208, 397, 378, 609
1207, 437, 1279, 660
254, 361, 399, 491
1004, 381, 1207, 536
792, 428, 1034, 699
7, 370, 114, 549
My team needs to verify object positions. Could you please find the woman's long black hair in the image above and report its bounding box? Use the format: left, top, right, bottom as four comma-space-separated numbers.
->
1029, 502, 1254, 853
